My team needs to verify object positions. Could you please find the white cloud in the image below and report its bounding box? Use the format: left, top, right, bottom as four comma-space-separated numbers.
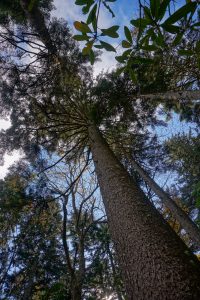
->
52, 0, 82, 24
0, 151, 21, 179
93, 50, 117, 77
0, 119, 21, 179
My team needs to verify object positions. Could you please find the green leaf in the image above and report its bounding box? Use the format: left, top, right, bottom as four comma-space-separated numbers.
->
178, 49, 193, 56
191, 22, 200, 29
82, 41, 93, 55
74, 21, 92, 33
158, 0, 170, 20
130, 18, 150, 29
82, 0, 95, 14
124, 26, 132, 43
82, 0, 94, 15
122, 40, 132, 48
143, 6, 154, 24
163, 2, 197, 25
141, 44, 158, 51
115, 56, 126, 63
129, 68, 137, 83
89, 49, 95, 64
75, 0, 88, 5
115, 49, 132, 63
172, 32, 184, 46
150, 0, 160, 19
161, 23, 181, 34
101, 26, 119, 38
94, 44, 104, 49
87, 4, 97, 24
73, 34, 89, 41
122, 49, 132, 57
154, 32, 165, 47
100, 41, 116, 52
115, 66, 126, 75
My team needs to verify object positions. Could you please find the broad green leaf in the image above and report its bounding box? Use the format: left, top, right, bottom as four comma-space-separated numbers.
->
100, 41, 116, 52
150, 0, 160, 19
82, 0, 95, 14
146, 28, 157, 41
172, 32, 184, 46
143, 6, 154, 24
73, 34, 89, 41
130, 18, 150, 29
87, 4, 97, 24
82, 41, 93, 55
141, 44, 158, 51
163, 2, 197, 25
158, 0, 170, 20
161, 23, 180, 34
122, 40, 132, 48
75, 0, 88, 5
115, 49, 132, 63
191, 22, 200, 29
82, 0, 95, 15
115, 56, 126, 63
178, 49, 193, 56
89, 49, 95, 64
101, 26, 119, 38
74, 21, 91, 33
122, 49, 132, 57
94, 44, 104, 49
154, 32, 165, 47
124, 26, 132, 43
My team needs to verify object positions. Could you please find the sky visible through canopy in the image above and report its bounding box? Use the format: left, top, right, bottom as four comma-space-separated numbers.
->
0, 0, 194, 179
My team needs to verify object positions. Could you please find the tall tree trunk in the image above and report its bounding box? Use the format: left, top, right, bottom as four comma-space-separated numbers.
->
131, 158, 200, 247
88, 125, 200, 300
20, 0, 56, 54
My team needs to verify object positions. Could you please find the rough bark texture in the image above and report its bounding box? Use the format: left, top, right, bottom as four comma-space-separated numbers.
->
131, 158, 200, 247
88, 125, 200, 300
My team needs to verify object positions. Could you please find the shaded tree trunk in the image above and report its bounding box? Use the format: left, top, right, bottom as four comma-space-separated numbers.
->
20, 0, 56, 54
131, 158, 200, 247
88, 125, 200, 300
140, 90, 200, 101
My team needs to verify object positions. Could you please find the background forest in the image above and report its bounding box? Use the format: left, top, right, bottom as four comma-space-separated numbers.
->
0, 0, 200, 299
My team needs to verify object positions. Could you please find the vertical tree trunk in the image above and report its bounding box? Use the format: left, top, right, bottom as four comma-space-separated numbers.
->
88, 125, 200, 300
131, 158, 200, 246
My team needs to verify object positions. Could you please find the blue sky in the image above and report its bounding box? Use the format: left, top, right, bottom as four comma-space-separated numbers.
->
0, 0, 196, 178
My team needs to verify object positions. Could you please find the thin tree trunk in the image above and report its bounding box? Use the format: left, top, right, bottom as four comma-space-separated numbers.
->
131, 158, 200, 247
140, 90, 200, 101
88, 124, 200, 300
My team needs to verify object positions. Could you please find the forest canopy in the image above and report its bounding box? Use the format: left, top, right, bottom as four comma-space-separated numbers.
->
0, 0, 200, 299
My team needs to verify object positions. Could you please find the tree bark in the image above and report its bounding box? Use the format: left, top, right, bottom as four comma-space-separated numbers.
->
20, 0, 56, 54
131, 158, 200, 247
88, 125, 200, 300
